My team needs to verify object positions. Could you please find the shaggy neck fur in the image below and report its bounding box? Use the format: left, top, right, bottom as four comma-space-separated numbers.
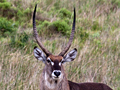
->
40, 67, 70, 90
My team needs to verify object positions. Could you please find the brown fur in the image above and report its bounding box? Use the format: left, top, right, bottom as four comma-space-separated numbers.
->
68, 81, 113, 90
48, 55, 63, 62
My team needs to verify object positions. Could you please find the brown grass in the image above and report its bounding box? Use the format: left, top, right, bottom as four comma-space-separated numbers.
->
0, 28, 120, 89
0, 0, 120, 89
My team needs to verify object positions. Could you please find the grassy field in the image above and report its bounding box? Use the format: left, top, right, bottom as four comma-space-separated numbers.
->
0, 0, 120, 90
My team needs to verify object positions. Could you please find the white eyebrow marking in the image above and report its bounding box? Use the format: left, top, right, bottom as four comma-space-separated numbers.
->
59, 62, 61, 66
51, 62, 54, 66
47, 57, 54, 66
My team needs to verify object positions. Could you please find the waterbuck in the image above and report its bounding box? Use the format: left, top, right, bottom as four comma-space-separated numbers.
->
33, 4, 113, 90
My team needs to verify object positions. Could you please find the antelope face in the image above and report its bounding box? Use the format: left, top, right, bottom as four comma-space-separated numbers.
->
34, 47, 77, 80
33, 4, 76, 80
47, 55, 63, 80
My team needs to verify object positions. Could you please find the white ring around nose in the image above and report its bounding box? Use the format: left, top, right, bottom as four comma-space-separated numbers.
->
52, 70, 61, 78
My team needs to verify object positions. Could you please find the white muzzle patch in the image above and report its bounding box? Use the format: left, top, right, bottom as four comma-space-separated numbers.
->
52, 70, 61, 79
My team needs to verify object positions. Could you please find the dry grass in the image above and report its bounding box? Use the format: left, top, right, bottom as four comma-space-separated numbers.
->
0, 0, 120, 90
0, 29, 120, 90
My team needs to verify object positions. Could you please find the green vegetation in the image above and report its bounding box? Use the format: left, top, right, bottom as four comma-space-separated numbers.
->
0, 0, 120, 90
0, 17, 17, 38
49, 20, 71, 35
10, 32, 29, 48
58, 8, 72, 19
0, 1, 11, 9
0, 0, 32, 27
37, 20, 71, 36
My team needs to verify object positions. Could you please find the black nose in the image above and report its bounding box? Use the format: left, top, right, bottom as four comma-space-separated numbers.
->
54, 71, 61, 77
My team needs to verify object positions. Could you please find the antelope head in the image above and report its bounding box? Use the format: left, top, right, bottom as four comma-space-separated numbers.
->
33, 5, 77, 81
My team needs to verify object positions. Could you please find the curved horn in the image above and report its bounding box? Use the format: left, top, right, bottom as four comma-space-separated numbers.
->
33, 4, 52, 56
59, 8, 76, 56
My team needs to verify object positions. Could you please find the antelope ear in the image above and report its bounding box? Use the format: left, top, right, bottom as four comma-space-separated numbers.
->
34, 46, 46, 63
62, 48, 77, 63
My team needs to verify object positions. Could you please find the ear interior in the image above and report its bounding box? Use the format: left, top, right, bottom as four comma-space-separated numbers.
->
34, 46, 46, 62
62, 48, 77, 63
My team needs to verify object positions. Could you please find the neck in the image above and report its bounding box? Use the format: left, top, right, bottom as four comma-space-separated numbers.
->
40, 68, 70, 90
44, 71, 59, 89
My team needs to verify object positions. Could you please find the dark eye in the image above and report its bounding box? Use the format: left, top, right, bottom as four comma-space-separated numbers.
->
61, 61, 64, 64
47, 59, 51, 63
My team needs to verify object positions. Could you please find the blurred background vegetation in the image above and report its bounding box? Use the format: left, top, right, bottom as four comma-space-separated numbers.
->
0, 0, 120, 90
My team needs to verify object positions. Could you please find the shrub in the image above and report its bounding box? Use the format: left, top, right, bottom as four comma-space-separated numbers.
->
58, 8, 72, 19
36, 20, 50, 35
17, 9, 24, 17
9, 32, 37, 53
24, 8, 32, 20
0, 0, 6, 3
0, 1, 11, 9
0, 1, 17, 19
41, 20, 50, 28
0, 18, 17, 38
37, 20, 71, 36
49, 20, 71, 36
10, 32, 29, 48
0, 1, 32, 28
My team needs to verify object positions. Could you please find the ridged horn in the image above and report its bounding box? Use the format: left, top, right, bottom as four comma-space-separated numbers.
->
59, 8, 76, 56
33, 4, 52, 56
